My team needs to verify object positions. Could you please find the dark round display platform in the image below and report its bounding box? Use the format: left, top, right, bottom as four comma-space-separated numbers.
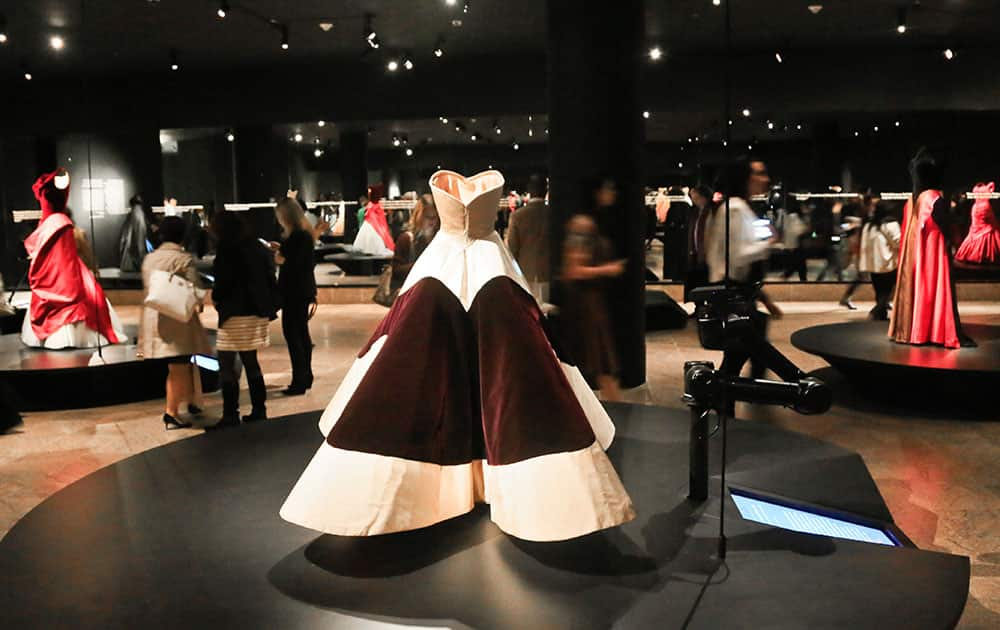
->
0, 403, 968, 629
792, 320, 1000, 395
0, 325, 218, 411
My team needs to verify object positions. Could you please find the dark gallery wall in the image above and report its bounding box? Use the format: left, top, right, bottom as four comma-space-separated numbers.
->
55, 130, 164, 269
162, 134, 235, 210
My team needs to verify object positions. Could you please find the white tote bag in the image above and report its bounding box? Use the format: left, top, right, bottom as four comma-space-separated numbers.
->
144, 270, 202, 322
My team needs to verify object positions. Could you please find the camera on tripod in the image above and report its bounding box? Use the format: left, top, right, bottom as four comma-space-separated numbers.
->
685, 284, 832, 502
684, 283, 832, 558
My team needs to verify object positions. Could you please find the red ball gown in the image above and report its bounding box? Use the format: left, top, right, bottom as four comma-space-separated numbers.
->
281, 169, 635, 542
20, 170, 124, 349
889, 189, 960, 349
955, 182, 1000, 265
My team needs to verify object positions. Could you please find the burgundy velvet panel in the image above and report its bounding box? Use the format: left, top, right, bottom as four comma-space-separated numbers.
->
329, 277, 596, 467
328, 279, 484, 465
470, 278, 595, 465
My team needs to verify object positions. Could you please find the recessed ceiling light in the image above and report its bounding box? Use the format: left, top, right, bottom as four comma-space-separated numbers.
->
318, 22, 334, 32
451, 19, 463, 27
405, 148, 414, 157
775, 51, 783, 64
294, 132, 303, 143
387, 59, 399, 71
742, 108, 751, 117
226, 131, 235, 142
217, 2, 228, 19
649, 46, 663, 61
943, 48, 955, 60
807, 4, 823, 14
713, 0, 721, 6
643, 111, 650, 119
50, 35, 65, 50
318, 120, 326, 127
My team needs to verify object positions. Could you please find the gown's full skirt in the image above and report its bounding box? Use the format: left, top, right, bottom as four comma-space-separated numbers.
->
281, 232, 635, 542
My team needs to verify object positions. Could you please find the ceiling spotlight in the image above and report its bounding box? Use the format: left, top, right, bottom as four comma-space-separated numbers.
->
807, 4, 823, 14
434, 46, 444, 57
440, 117, 449, 124
0, 14, 7, 44
713, 0, 721, 6
280, 25, 289, 50
446, 0, 457, 5
470, 132, 479, 142
365, 14, 380, 49
392, 134, 401, 147
767, 120, 774, 130
678, 162, 684, 168
319, 22, 334, 32
434, 36, 445, 57
775, 51, 783, 64
387, 59, 399, 71
23, 67, 32, 81
943, 48, 955, 61
649, 46, 663, 61
294, 132, 303, 143
643, 111, 650, 119
50, 35, 65, 51
493, 120, 502, 134
528, 128, 534, 137
513, 142, 520, 151
314, 148, 324, 158
225, 130, 235, 142
796, 123, 802, 130
853, 130, 860, 137
402, 54, 414, 70
454, 122, 465, 133
169, 49, 179, 70
463, 2, 470, 14
0, 32, 6, 45
217, 1, 228, 19
873, 125, 879, 132
895, 120, 901, 127
318, 120, 326, 127
896, 8, 907, 34
405, 148, 414, 157
451, 19, 463, 27
742, 108, 751, 117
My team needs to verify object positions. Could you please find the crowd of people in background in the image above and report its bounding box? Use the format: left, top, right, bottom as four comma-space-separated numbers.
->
132, 149, 1000, 425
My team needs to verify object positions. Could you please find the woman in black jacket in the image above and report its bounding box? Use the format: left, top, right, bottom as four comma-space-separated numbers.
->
274, 198, 317, 395
208, 210, 279, 429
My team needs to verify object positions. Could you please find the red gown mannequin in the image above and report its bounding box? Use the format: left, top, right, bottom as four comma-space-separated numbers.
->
364, 184, 395, 252
889, 190, 960, 348
22, 169, 123, 347
955, 182, 1000, 265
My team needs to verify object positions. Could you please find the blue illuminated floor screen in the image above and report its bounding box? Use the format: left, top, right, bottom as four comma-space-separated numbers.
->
731, 491, 899, 547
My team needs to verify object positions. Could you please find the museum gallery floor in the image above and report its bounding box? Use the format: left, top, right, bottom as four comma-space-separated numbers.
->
0, 303, 997, 628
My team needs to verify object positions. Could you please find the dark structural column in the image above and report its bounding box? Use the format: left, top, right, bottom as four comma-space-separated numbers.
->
233, 125, 288, 203
547, 0, 646, 388
339, 130, 369, 240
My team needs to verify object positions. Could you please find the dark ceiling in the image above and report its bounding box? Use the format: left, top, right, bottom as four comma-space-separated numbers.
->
1, 1, 998, 81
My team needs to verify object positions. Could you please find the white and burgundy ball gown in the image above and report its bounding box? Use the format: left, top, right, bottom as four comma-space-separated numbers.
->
280, 169, 636, 542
